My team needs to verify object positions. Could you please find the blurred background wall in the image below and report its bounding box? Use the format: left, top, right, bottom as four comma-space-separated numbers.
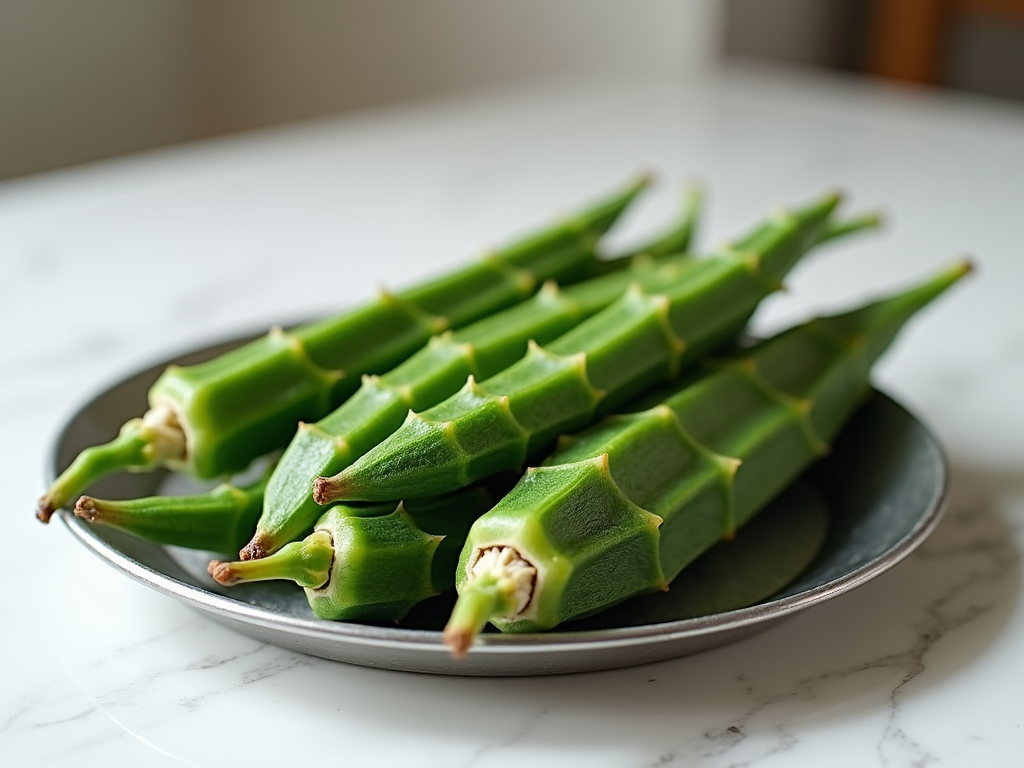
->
2, 0, 1023, 181
0, 0, 717, 179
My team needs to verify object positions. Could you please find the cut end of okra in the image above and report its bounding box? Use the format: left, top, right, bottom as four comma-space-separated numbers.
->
38, 405, 187, 524
443, 546, 537, 658
208, 531, 335, 589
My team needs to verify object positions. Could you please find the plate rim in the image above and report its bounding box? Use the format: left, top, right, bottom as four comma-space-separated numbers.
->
60, 475, 947, 655
50, 344, 950, 663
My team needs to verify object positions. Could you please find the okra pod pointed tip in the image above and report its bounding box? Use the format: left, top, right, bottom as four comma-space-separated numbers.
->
848, 209, 884, 231
633, 170, 657, 190
915, 257, 974, 297
930, 257, 974, 296
794, 189, 843, 222
817, 209, 886, 245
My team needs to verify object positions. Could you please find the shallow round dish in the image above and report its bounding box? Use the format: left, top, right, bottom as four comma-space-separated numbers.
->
50, 333, 948, 676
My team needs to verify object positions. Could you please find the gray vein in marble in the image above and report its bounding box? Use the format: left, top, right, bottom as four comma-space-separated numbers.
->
27, 707, 96, 730
458, 707, 551, 768
177, 645, 312, 711
875, 500, 1015, 767
68, 622, 196, 677
35, 645, 206, 766
41, 708, 204, 768
2, 617, 288, 764
240, 648, 314, 685
0, 658, 114, 739
643, 496, 1015, 768
78, 638, 270, 712
0, 691, 74, 735
183, 644, 267, 673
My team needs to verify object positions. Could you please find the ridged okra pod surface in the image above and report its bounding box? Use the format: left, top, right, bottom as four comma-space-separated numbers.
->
38, 177, 648, 522
443, 261, 970, 652
316, 192, 845, 504
210, 484, 501, 622
250, 248, 705, 559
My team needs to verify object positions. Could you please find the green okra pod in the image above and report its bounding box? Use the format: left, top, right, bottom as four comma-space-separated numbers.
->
39, 177, 650, 523
73, 464, 274, 554
314, 192, 854, 504
562, 480, 829, 630
209, 483, 504, 622
443, 260, 971, 654
243, 190, 706, 560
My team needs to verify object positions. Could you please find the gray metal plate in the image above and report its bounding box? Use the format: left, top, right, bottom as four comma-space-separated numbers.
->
50, 333, 948, 676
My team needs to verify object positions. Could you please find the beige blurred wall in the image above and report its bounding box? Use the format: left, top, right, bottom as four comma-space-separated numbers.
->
0, 0, 201, 179
0, 0, 720, 180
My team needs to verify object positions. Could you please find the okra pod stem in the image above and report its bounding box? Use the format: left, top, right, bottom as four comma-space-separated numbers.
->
39, 176, 650, 523
444, 260, 971, 654
315, 192, 858, 504
211, 484, 502, 622
243, 190, 706, 560
210, 532, 335, 589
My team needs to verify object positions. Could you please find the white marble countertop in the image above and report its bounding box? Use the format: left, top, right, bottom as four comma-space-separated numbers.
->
3, 66, 1022, 767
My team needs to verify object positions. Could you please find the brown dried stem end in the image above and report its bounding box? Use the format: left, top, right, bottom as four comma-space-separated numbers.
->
312, 475, 345, 506
73, 497, 100, 523
36, 498, 57, 524
238, 536, 268, 561
208, 561, 239, 586
442, 626, 475, 660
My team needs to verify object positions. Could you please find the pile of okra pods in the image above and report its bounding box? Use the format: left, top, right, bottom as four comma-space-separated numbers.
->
41, 176, 969, 656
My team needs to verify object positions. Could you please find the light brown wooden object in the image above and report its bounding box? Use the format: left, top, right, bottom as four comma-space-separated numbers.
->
867, 0, 1024, 84
867, 0, 946, 82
